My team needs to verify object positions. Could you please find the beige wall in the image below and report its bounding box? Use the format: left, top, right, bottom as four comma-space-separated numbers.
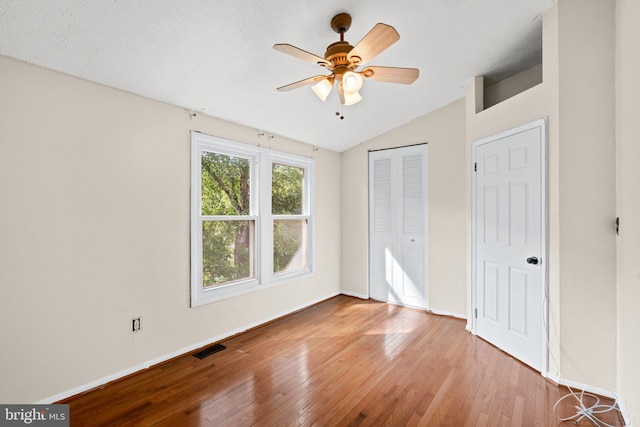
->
467, 0, 617, 391
343, 0, 632, 417
483, 64, 543, 109
556, 0, 617, 389
341, 100, 467, 317
342, 0, 620, 395
616, 0, 640, 423
1, 1, 637, 422
0, 55, 341, 403
467, 0, 616, 390
466, 4, 561, 376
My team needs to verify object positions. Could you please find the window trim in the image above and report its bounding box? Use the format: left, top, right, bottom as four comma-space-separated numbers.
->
190, 132, 314, 307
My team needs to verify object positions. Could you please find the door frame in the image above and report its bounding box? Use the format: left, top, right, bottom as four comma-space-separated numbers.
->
470, 118, 549, 377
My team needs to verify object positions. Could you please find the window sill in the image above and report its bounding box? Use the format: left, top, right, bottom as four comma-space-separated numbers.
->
191, 269, 314, 307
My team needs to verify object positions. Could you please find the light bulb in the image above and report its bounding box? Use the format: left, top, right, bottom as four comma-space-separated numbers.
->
342, 71, 363, 94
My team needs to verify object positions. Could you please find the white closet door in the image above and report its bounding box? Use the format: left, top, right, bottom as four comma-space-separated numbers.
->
369, 145, 428, 309
370, 155, 394, 303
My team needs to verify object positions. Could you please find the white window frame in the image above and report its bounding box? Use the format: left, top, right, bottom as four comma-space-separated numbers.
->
266, 152, 313, 281
190, 132, 314, 307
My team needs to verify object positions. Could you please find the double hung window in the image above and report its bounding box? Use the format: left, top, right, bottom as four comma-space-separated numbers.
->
191, 132, 313, 306
271, 158, 309, 276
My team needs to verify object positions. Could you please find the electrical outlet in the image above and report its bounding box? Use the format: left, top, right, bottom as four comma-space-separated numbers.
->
131, 316, 142, 333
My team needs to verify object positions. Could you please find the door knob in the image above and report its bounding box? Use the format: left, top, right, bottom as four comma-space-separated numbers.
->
526, 257, 539, 265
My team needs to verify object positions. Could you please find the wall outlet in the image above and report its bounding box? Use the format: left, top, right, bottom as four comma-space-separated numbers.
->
131, 316, 142, 333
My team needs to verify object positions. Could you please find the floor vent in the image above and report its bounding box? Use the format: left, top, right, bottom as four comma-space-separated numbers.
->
193, 343, 226, 359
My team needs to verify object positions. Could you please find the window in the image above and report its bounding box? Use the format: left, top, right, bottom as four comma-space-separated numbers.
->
272, 161, 309, 275
201, 152, 255, 288
191, 132, 313, 306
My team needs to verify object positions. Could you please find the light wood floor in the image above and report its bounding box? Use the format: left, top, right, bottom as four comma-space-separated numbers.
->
61, 296, 623, 426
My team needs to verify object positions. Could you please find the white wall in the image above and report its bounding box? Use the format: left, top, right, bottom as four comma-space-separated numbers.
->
616, 0, 640, 423
0, 54, 341, 403
341, 100, 467, 317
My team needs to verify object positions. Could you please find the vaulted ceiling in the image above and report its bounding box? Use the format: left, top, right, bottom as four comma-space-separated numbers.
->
0, 0, 555, 152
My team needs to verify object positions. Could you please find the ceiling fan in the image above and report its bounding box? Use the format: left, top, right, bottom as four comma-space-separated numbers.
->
274, 13, 419, 106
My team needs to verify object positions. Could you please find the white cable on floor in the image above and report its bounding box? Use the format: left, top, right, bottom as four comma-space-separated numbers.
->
544, 296, 626, 426
552, 384, 623, 426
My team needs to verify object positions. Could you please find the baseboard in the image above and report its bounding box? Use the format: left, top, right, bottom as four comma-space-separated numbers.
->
339, 292, 468, 321
545, 374, 618, 400
37, 292, 340, 404
427, 308, 467, 320
340, 290, 369, 299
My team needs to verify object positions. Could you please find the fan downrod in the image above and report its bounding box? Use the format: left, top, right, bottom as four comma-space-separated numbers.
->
330, 13, 352, 35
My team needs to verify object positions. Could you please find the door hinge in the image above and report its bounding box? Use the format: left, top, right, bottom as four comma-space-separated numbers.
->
474, 308, 478, 318
616, 217, 620, 235
474, 162, 477, 172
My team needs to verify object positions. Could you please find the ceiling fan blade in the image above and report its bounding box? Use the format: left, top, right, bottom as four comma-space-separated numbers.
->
273, 44, 330, 66
362, 66, 419, 84
277, 75, 328, 92
347, 23, 400, 66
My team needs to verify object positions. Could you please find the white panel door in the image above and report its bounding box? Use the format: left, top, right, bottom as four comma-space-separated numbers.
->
369, 145, 428, 309
473, 120, 546, 372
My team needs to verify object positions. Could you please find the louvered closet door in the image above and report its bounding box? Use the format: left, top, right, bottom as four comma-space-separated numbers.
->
369, 145, 428, 309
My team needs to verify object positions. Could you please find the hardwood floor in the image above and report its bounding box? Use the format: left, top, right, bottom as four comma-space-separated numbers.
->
60, 296, 623, 426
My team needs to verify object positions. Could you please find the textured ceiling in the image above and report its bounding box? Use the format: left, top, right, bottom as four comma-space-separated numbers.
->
0, 0, 555, 152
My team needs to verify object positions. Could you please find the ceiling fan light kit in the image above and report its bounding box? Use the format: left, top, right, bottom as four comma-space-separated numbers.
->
312, 78, 334, 101
274, 13, 419, 107
342, 90, 363, 107
343, 71, 364, 93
